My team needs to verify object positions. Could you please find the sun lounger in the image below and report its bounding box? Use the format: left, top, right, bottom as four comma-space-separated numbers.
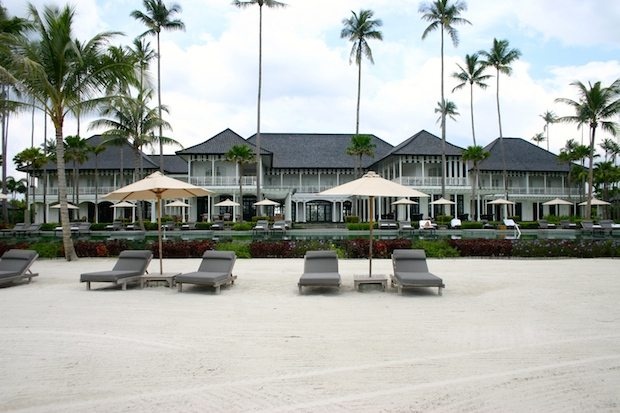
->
0, 249, 39, 286
599, 220, 620, 235
253, 219, 269, 234
11, 223, 30, 236
538, 219, 556, 229
211, 220, 225, 230
560, 220, 577, 229
181, 221, 196, 230
105, 221, 124, 231
78, 222, 91, 235
391, 249, 444, 295
298, 250, 341, 294
378, 220, 398, 230
176, 250, 237, 294
398, 221, 414, 232
271, 220, 288, 231
581, 220, 603, 235
80, 250, 152, 290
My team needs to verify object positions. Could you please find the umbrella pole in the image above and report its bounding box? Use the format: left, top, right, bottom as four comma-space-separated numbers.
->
369, 196, 374, 278
158, 195, 163, 275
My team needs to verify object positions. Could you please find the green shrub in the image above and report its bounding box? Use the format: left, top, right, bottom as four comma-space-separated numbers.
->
29, 241, 63, 258
461, 221, 484, 229
411, 239, 459, 258
436, 215, 451, 226
345, 215, 360, 223
216, 241, 251, 258
346, 222, 372, 230
232, 222, 253, 231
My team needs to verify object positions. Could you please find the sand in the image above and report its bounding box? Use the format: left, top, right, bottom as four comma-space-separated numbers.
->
1, 256, 619, 412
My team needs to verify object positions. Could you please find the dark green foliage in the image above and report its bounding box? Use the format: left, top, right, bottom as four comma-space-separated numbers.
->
215, 241, 251, 258
346, 222, 372, 230
512, 239, 620, 258
412, 239, 459, 257
232, 222, 253, 231
449, 239, 513, 257
345, 215, 360, 223
29, 242, 64, 258
460, 221, 484, 229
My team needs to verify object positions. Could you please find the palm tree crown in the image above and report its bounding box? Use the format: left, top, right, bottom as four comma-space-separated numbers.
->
540, 110, 557, 151
452, 53, 490, 146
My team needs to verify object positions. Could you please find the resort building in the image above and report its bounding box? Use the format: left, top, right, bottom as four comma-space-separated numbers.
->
28, 129, 579, 224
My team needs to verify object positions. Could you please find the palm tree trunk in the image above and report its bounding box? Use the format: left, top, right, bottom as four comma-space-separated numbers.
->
255, 4, 264, 215
94, 155, 99, 223
54, 126, 78, 261
238, 161, 243, 222
469, 82, 476, 146
2, 87, 9, 224
440, 27, 446, 213
157, 31, 164, 172
355, 45, 362, 134
586, 125, 596, 219
496, 69, 508, 201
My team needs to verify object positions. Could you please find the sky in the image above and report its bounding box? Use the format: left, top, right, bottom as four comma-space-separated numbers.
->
3, 0, 620, 178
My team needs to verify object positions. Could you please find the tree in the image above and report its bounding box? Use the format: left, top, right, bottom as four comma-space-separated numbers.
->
540, 110, 556, 151
90, 88, 179, 228
131, 0, 185, 172
64, 135, 90, 209
340, 9, 383, 134
5, 176, 27, 199
419, 0, 470, 199
479, 38, 521, 199
346, 134, 376, 178
531, 132, 545, 146
435, 99, 459, 123
451, 53, 490, 146
462, 145, 489, 221
593, 161, 619, 204
600, 138, 620, 164
232, 0, 287, 210
5, 4, 133, 260
226, 144, 255, 221
91, 143, 107, 223
13, 147, 47, 224
555, 79, 620, 218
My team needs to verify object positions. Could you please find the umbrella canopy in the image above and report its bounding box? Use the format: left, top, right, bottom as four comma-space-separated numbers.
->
110, 201, 136, 208
319, 171, 429, 277
103, 172, 213, 274
542, 198, 573, 206
165, 200, 190, 208
579, 198, 611, 206
429, 197, 455, 205
51, 203, 79, 210
253, 198, 280, 206
214, 198, 240, 207
487, 198, 515, 205
391, 198, 418, 205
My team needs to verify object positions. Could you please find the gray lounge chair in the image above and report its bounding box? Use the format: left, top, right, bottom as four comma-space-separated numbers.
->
211, 220, 225, 230
378, 220, 398, 230
12, 223, 30, 236
0, 249, 39, 286
80, 250, 152, 290
271, 220, 288, 232
253, 219, 269, 234
176, 250, 237, 294
398, 221, 415, 233
298, 250, 341, 294
538, 219, 556, 229
391, 249, 445, 295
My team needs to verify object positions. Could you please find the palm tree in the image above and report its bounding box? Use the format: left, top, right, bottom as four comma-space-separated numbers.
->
232, 0, 287, 210
419, 0, 470, 199
131, 0, 185, 172
451, 53, 490, 146
64, 135, 90, 209
4, 4, 133, 260
435, 99, 459, 123
593, 161, 618, 204
555, 79, 620, 218
6, 176, 27, 200
90, 88, 179, 228
531, 132, 545, 146
340, 9, 383, 134
479, 38, 521, 199
462, 145, 489, 220
540, 110, 556, 151
226, 144, 255, 221
91, 144, 107, 223
346, 134, 376, 178
13, 147, 47, 224
600, 138, 620, 164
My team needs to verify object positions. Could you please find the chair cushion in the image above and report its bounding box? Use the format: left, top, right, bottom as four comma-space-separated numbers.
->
175, 272, 230, 286
80, 270, 142, 282
299, 272, 340, 286
394, 271, 443, 287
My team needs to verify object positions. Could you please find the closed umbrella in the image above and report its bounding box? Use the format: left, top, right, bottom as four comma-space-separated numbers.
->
320, 171, 428, 277
103, 172, 214, 275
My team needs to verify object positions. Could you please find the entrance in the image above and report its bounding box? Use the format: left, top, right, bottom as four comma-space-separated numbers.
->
305, 201, 332, 223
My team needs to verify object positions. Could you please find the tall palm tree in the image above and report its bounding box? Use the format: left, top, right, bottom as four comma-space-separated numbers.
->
434, 99, 459, 123
556, 79, 620, 218
340, 9, 383, 134
131, 0, 185, 172
593, 161, 618, 204
64, 135, 90, 208
451, 53, 490, 146
13, 147, 47, 224
462, 145, 489, 220
5, 4, 133, 260
347, 134, 376, 178
226, 144, 255, 221
91, 143, 107, 223
479, 38, 521, 199
6, 176, 27, 200
419, 0, 470, 199
90, 88, 179, 228
232, 0, 287, 209
540, 110, 556, 151
531, 132, 545, 146
599, 138, 620, 164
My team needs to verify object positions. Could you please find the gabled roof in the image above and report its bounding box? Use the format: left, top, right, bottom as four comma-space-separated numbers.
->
388, 130, 464, 156
247, 133, 394, 169
478, 138, 570, 173
176, 128, 267, 155
147, 154, 187, 174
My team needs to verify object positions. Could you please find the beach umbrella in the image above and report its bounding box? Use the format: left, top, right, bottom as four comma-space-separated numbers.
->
319, 171, 429, 277
110, 201, 137, 221
253, 198, 280, 206
214, 198, 240, 207
486, 198, 515, 205
578, 198, 611, 206
165, 200, 191, 223
391, 198, 418, 205
543, 197, 574, 216
103, 171, 213, 275
51, 203, 79, 209
429, 197, 455, 205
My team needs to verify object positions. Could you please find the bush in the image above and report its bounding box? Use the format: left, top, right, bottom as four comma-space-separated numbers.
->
448, 239, 513, 257
461, 221, 484, 229
346, 223, 372, 230
411, 239, 459, 258
345, 215, 360, 223
232, 222, 253, 231
153, 239, 216, 258
337, 238, 412, 259
29, 241, 63, 258
215, 241, 251, 258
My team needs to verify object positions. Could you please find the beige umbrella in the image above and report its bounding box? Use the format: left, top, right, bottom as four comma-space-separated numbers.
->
103, 171, 214, 275
253, 198, 280, 206
429, 197, 455, 205
579, 198, 611, 206
391, 198, 418, 205
486, 198, 515, 205
214, 198, 240, 207
543, 197, 574, 216
320, 171, 429, 277
166, 200, 191, 223
110, 201, 136, 208
51, 202, 79, 209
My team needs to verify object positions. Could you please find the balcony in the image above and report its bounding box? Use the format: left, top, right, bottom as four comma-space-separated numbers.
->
394, 177, 469, 187
189, 176, 256, 187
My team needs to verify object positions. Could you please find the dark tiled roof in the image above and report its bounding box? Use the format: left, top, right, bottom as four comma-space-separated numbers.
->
388, 130, 464, 156
247, 133, 394, 169
147, 154, 188, 174
41, 135, 160, 172
176, 128, 268, 155
478, 138, 570, 172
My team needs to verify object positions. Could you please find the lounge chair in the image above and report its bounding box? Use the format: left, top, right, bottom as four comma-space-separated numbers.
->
398, 221, 414, 233
12, 223, 30, 236
378, 220, 398, 230
560, 220, 577, 229
581, 220, 603, 235
503, 219, 516, 229
271, 220, 288, 232
176, 250, 237, 294
538, 219, 556, 229
211, 220, 225, 231
80, 250, 152, 290
419, 220, 437, 235
105, 220, 124, 231
599, 220, 620, 235
449, 218, 462, 229
298, 250, 341, 294
0, 249, 39, 287
391, 249, 445, 295
78, 222, 91, 235
181, 221, 196, 230
253, 219, 269, 234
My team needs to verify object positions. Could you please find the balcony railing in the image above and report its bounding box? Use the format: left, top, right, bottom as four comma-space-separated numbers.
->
394, 177, 470, 187
189, 176, 256, 187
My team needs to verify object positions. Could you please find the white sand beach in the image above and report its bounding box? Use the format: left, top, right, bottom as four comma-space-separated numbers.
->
1, 256, 619, 412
